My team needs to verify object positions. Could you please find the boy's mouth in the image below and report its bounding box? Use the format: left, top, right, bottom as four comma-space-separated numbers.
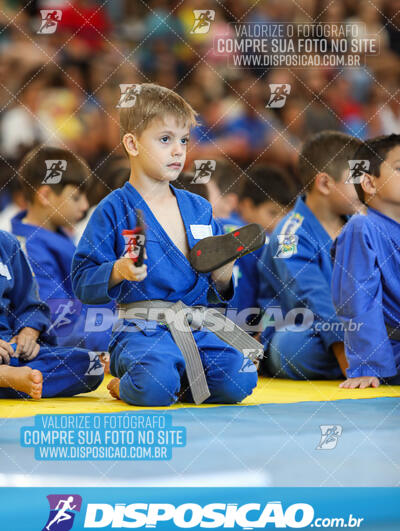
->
167, 162, 182, 170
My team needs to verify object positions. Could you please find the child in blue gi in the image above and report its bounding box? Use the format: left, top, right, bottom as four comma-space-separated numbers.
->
0, 231, 103, 399
205, 160, 242, 221
11, 146, 114, 352
218, 164, 295, 330
72, 83, 260, 407
332, 134, 400, 388
258, 131, 362, 379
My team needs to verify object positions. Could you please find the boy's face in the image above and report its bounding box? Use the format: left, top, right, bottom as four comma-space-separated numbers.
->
369, 145, 400, 204
135, 115, 190, 182
329, 168, 362, 215
207, 180, 238, 219
47, 185, 89, 227
241, 198, 288, 232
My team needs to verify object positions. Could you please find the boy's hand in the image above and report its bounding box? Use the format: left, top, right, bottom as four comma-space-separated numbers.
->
109, 258, 148, 288
211, 259, 235, 296
0, 339, 14, 365
10, 327, 41, 361
339, 376, 380, 389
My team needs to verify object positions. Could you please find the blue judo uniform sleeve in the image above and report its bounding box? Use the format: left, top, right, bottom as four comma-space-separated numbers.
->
0, 231, 103, 399
2, 234, 51, 340
332, 211, 400, 379
72, 182, 257, 406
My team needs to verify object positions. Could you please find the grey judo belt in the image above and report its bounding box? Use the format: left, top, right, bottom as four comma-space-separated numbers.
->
118, 300, 263, 405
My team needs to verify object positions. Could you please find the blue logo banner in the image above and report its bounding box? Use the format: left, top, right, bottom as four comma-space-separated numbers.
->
0, 488, 399, 530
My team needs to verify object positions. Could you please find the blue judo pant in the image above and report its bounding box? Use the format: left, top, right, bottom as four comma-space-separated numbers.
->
109, 319, 258, 406
0, 346, 104, 398
262, 328, 342, 380
263, 329, 400, 383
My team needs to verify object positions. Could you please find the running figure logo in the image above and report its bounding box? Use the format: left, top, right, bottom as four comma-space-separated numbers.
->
192, 160, 216, 183
116, 84, 142, 108
190, 10, 215, 34
42, 160, 67, 184
42, 494, 82, 531
48, 300, 77, 331
317, 425, 343, 450
346, 160, 370, 184
38, 10, 62, 34
122, 233, 146, 261
266, 84, 291, 108
46, 299, 82, 337
85, 352, 105, 377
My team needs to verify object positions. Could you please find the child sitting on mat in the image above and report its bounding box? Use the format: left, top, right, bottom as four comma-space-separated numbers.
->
257, 131, 362, 379
0, 231, 103, 400
72, 83, 264, 407
11, 146, 114, 353
332, 134, 400, 388
217, 164, 295, 330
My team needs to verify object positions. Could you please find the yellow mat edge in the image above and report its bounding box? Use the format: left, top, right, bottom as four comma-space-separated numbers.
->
1, 377, 400, 419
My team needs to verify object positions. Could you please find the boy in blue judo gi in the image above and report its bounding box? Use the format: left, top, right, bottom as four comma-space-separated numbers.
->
257, 131, 362, 379
332, 134, 400, 388
0, 231, 103, 399
217, 164, 296, 330
11, 146, 114, 352
204, 160, 242, 222
72, 83, 263, 407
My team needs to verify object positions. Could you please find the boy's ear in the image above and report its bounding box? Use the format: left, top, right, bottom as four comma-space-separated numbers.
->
360, 172, 376, 197
36, 184, 54, 206
314, 172, 333, 195
123, 133, 139, 157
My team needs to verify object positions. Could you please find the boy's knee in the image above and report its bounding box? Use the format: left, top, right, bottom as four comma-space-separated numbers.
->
213, 370, 258, 404
120, 371, 180, 407
268, 332, 313, 379
268, 344, 308, 379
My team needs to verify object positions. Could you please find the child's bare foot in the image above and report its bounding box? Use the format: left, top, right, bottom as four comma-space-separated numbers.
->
107, 378, 121, 399
0, 366, 43, 399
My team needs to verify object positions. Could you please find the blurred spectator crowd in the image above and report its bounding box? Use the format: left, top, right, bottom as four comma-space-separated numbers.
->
1, 0, 400, 215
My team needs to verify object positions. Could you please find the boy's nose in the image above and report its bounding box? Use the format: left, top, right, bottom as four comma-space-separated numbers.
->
81, 196, 89, 211
172, 141, 184, 156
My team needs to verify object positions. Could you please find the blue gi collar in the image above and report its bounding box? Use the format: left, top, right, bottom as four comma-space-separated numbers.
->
11, 210, 74, 245
292, 195, 333, 245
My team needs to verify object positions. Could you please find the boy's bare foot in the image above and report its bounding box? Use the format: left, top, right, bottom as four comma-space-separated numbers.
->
107, 378, 121, 399
0, 366, 43, 399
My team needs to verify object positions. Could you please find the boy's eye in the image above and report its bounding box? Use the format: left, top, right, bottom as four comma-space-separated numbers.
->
181, 137, 189, 145
160, 136, 170, 143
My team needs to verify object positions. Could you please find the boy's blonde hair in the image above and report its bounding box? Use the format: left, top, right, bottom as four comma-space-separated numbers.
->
119, 83, 198, 141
